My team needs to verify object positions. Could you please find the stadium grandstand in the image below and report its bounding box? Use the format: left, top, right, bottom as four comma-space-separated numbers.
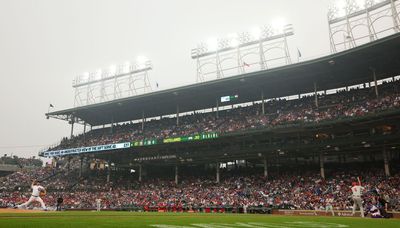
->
7, 32, 393, 214
1, 1, 400, 224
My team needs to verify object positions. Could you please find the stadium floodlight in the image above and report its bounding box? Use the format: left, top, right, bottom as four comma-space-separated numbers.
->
335, 0, 347, 18
123, 62, 131, 74
328, 0, 399, 53
95, 69, 102, 80
81, 72, 90, 83
192, 23, 294, 59
355, 0, 366, 8
136, 56, 149, 69
109, 64, 117, 76
206, 38, 218, 52
271, 18, 287, 33
191, 22, 294, 82
227, 33, 239, 47
329, 0, 396, 21
250, 27, 262, 40
365, 0, 375, 7
72, 56, 153, 107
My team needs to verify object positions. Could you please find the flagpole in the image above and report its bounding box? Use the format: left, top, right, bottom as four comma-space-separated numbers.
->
297, 48, 301, 63
48, 104, 53, 114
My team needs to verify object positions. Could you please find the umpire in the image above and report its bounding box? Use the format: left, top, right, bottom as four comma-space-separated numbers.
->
56, 195, 64, 211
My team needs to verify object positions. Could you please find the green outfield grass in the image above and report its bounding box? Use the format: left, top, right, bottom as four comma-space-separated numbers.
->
0, 211, 399, 228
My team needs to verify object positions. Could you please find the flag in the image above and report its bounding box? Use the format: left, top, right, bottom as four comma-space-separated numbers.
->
49, 104, 54, 108
243, 62, 250, 67
297, 48, 302, 58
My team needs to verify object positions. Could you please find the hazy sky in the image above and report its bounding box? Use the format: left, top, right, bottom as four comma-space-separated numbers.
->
0, 0, 332, 158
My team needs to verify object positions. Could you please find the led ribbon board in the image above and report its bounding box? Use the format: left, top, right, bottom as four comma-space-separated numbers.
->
42, 142, 131, 157
132, 132, 219, 147
220, 95, 239, 103
42, 133, 219, 157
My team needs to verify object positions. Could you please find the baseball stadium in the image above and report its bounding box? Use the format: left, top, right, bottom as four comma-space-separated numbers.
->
1, 0, 400, 227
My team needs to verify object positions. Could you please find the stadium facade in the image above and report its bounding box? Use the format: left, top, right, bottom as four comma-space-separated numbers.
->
41, 32, 400, 184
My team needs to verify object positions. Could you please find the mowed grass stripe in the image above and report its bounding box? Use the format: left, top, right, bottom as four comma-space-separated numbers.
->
0, 211, 399, 228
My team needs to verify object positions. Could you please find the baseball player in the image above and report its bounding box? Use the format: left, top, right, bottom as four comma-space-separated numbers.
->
17, 180, 47, 210
325, 195, 335, 216
96, 198, 101, 211
351, 177, 365, 217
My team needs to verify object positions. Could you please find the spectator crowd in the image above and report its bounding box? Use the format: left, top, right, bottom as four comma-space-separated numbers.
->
0, 165, 399, 213
49, 80, 400, 151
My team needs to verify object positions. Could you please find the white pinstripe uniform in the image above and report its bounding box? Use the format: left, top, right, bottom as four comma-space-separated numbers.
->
325, 197, 335, 216
18, 185, 46, 210
351, 185, 365, 217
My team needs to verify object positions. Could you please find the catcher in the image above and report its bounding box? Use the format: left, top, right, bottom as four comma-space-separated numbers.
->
17, 180, 47, 210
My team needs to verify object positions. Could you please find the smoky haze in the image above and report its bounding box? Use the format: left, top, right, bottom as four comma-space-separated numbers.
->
0, 0, 331, 159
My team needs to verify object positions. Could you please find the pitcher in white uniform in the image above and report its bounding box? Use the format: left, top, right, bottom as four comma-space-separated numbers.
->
351, 179, 365, 218
17, 180, 47, 210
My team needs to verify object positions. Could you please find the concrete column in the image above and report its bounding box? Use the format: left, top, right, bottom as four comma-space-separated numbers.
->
314, 82, 319, 108
175, 165, 179, 185
79, 157, 83, 177
216, 98, 219, 119
107, 164, 110, 183
372, 69, 379, 98
142, 111, 145, 131
83, 123, 87, 144
320, 153, 325, 179
383, 148, 390, 177
261, 91, 265, 115
263, 158, 268, 178
67, 156, 71, 171
110, 117, 114, 134
70, 116, 75, 139
216, 163, 220, 183
176, 105, 180, 126
138, 164, 142, 182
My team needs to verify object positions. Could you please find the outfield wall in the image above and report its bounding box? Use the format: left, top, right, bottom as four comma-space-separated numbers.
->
272, 209, 400, 218
64, 207, 399, 218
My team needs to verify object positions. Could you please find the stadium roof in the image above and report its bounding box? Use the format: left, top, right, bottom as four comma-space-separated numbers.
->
47, 33, 400, 126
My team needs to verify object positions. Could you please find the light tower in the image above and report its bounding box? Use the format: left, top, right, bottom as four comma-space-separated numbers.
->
328, 0, 400, 53
73, 57, 153, 107
191, 22, 294, 83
